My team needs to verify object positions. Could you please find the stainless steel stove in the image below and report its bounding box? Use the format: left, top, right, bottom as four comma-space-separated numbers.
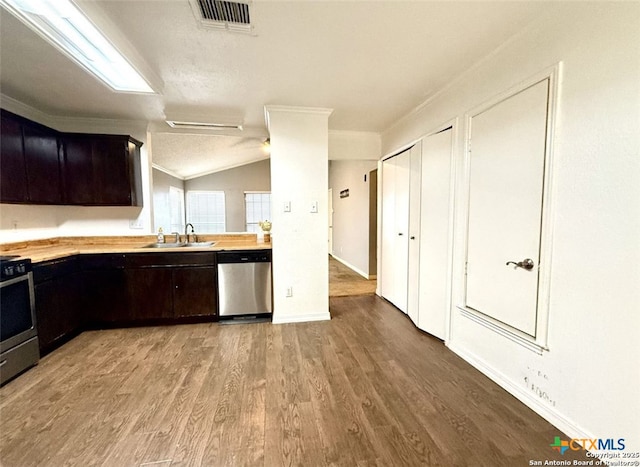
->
1, 255, 39, 385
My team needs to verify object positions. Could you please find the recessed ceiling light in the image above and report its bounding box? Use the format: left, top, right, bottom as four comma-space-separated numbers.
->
165, 120, 244, 131
0, 0, 154, 93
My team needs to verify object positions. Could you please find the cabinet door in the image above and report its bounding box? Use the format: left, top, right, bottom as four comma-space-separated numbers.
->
62, 135, 95, 205
35, 279, 64, 353
125, 268, 173, 321
0, 112, 28, 203
23, 123, 62, 204
173, 267, 217, 318
84, 268, 128, 324
34, 273, 81, 354
93, 137, 133, 205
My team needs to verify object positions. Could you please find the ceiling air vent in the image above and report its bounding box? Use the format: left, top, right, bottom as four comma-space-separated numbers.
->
189, 0, 253, 34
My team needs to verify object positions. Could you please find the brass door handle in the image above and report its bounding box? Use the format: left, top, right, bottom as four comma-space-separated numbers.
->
506, 258, 535, 270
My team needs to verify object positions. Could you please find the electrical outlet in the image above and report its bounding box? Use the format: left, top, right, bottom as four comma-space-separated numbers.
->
284, 201, 291, 212
286, 287, 293, 297
310, 201, 318, 213
129, 218, 143, 229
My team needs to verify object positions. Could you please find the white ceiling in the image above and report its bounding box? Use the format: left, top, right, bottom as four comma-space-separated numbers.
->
0, 0, 554, 178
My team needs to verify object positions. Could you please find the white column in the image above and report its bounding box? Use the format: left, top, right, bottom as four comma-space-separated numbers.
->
264, 105, 333, 323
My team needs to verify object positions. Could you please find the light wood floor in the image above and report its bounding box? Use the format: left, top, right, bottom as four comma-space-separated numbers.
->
329, 256, 377, 297
0, 295, 589, 466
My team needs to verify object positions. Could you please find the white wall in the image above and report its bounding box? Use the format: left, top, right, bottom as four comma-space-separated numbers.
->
184, 159, 271, 232
382, 4, 640, 447
329, 160, 377, 277
328, 130, 381, 160
152, 168, 185, 234
266, 106, 331, 324
0, 97, 153, 243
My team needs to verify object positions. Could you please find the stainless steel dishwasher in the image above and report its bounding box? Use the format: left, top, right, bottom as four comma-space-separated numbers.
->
217, 250, 272, 318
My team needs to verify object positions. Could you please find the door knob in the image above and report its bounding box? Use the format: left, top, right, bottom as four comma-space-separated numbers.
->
506, 258, 535, 270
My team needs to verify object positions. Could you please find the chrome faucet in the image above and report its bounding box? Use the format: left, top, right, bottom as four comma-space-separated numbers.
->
170, 232, 180, 243
185, 223, 196, 243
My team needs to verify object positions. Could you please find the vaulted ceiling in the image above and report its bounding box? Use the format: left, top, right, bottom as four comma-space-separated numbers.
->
0, 1, 555, 177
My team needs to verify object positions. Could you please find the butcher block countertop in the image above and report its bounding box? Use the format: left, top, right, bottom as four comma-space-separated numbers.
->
0, 234, 271, 263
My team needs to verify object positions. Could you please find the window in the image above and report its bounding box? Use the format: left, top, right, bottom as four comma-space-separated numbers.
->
169, 186, 185, 233
186, 190, 226, 233
245, 192, 271, 233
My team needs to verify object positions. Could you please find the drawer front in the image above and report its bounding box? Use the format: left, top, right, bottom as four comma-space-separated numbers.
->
124, 252, 216, 268
82, 254, 126, 270
33, 256, 78, 283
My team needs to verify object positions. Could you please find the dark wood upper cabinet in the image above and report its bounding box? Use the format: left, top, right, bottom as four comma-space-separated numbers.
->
93, 136, 142, 206
61, 135, 95, 205
1, 109, 143, 207
61, 134, 143, 206
0, 111, 28, 203
23, 123, 62, 204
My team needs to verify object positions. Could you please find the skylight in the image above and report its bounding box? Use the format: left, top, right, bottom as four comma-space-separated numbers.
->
0, 0, 154, 93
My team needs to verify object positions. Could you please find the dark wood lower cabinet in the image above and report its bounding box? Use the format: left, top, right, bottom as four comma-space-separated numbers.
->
83, 268, 128, 325
125, 268, 174, 321
173, 266, 217, 318
33, 258, 83, 354
34, 253, 219, 350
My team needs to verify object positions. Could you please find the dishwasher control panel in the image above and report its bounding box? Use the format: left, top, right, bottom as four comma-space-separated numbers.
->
217, 250, 271, 263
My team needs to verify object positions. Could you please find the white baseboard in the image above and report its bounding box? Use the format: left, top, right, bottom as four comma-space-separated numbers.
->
271, 311, 331, 324
448, 342, 593, 442
330, 254, 373, 279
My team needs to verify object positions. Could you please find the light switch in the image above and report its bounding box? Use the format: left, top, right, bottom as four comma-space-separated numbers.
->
310, 201, 318, 213
284, 201, 291, 212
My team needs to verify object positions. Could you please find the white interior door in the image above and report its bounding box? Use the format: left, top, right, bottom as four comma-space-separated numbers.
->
407, 143, 422, 324
466, 80, 550, 336
418, 128, 453, 339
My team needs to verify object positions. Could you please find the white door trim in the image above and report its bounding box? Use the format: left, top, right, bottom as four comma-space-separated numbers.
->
457, 63, 562, 353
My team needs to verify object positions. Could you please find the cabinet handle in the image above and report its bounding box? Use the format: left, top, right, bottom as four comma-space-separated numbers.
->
410, 236, 415, 240
398, 233, 403, 236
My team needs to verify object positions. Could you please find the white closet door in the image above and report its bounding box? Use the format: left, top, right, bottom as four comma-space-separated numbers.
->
392, 150, 410, 313
380, 157, 397, 301
418, 129, 453, 339
381, 148, 411, 312
407, 143, 422, 324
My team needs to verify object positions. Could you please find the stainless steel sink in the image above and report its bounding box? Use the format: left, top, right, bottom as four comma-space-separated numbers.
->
185, 241, 216, 247
142, 242, 187, 248
141, 241, 216, 249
